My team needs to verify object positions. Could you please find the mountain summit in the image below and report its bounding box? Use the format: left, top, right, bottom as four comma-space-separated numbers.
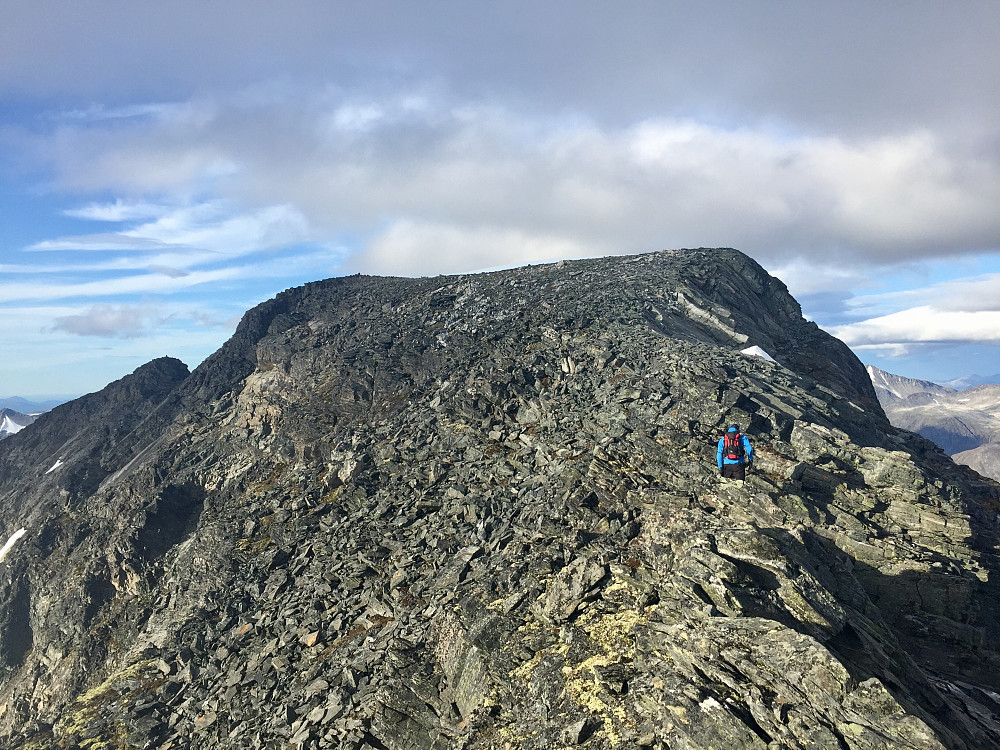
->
1, 249, 998, 749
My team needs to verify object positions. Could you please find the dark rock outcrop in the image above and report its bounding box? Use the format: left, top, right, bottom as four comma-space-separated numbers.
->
0, 249, 998, 750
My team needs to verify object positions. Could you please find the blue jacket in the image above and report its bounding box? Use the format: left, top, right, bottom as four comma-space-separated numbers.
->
717, 433, 753, 467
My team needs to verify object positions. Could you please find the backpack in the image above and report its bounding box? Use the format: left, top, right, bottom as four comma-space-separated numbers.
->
723, 432, 745, 461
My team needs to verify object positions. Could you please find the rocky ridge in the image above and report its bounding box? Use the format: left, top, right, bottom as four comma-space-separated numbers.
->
0, 249, 999, 749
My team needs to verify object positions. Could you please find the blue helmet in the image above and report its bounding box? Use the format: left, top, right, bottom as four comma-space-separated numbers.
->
727, 424, 740, 433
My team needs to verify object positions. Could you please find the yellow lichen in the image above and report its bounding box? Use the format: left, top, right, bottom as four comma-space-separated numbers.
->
549, 593, 651, 746
509, 641, 568, 684
581, 605, 643, 660
667, 705, 689, 722
56, 658, 160, 747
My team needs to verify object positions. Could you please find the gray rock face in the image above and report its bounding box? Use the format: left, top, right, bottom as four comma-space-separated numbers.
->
0, 249, 998, 750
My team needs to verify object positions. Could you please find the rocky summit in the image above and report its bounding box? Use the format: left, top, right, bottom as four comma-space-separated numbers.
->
1, 248, 1000, 750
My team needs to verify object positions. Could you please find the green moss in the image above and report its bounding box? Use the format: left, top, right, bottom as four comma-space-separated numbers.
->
235, 535, 271, 554
55, 658, 159, 747
319, 484, 345, 505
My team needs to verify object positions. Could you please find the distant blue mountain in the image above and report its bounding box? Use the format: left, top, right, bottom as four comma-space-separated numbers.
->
0, 396, 72, 413
943, 374, 1000, 390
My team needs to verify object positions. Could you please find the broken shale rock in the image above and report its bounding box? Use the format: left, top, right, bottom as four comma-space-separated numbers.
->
0, 249, 999, 749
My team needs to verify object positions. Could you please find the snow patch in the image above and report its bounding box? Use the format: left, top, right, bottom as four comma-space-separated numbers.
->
0, 528, 26, 563
868, 365, 905, 399
0, 415, 26, 435
741, 345, 776, 362
45, 459, 64, 474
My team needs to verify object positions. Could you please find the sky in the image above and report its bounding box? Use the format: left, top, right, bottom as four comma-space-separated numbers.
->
2, 1, 1000, 399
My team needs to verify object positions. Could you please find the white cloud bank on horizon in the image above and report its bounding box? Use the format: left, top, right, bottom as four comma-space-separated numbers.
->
829, 271, 1000, 354
831, 307, 1000, 355
19, 88, 1000, 281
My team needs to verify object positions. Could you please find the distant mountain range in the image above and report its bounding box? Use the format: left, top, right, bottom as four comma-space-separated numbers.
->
868, 365, 1000, 481
0, 396, 70, 413
943, 373, 1000, 390
0, 397, 70, 440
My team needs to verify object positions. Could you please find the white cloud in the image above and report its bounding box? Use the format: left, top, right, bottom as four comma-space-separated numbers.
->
4, 251, 217, 275
826, 267, 1000, 352
801, 132, 1000, 249
128, 203, 311, 254
0, 266, 242, 302
51, 303, 172, 338
840, 268, 1000, 320
25, 89, 999, 277
29, 233, 170, 252
64, 199, 166, 222
330, 102, 387, 132
357, 219, 596, 276
1, 243, 344, 304
921, 274, 1000, 313
767, 258, 874, 297
830, 306, 1000, 347
21, 201, 313, 277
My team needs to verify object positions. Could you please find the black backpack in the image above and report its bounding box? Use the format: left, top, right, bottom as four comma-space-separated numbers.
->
723, 432, 745, 461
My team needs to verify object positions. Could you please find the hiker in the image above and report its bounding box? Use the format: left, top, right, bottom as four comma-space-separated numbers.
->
717, 424, 753, 481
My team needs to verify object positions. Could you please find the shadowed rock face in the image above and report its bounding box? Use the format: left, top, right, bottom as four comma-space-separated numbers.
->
0, 249, 998, 750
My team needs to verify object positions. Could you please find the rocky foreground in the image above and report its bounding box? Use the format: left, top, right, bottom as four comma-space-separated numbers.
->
1, 249, 999, 749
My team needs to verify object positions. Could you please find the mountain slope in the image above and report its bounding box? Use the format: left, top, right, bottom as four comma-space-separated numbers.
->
953, 443, 1000, 484
1, 249, 998, 750
867, 365, 956, 403
0, 409, 34, 440
869, 365, 1000, 475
